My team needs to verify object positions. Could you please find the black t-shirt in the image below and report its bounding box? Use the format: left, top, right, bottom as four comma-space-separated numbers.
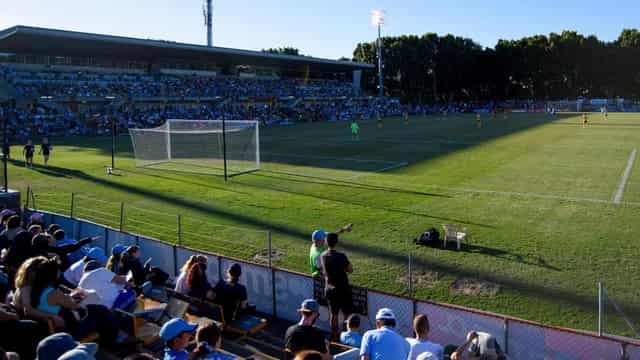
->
320, 250, 350, 291
213, 280, 247, 321
284, 324, 328, 354
41, 144, 51, 155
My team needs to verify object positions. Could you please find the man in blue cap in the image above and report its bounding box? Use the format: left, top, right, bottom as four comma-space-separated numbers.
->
360, 308, 410, 360
284, 299, 329, 357
159, 318, 199, 360
309, 224, 353, 277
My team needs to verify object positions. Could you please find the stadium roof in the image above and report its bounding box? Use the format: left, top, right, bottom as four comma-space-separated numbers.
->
0, 25, 374, 73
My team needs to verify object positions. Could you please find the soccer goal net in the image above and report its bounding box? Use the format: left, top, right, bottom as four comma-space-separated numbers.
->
129, 119, 260, 177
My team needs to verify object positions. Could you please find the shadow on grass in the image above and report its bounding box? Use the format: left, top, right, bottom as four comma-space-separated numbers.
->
20, 160, 639, 319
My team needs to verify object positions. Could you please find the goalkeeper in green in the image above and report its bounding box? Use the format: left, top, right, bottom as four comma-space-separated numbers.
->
351, 119, 360, 141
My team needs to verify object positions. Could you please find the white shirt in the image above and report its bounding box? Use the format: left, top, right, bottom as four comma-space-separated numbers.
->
78, 268, 123, 308
406, 338, 444, 360
63, 259, 87, 287
174, 271, 188, 294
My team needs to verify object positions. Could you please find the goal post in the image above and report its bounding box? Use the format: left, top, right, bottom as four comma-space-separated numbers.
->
129, 119, 260, 177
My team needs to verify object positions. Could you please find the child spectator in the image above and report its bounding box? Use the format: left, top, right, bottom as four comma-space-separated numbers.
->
106, 244, 127, 274
309, 230, 327, 277
63, 247, 108, 287
186, 262, 215, 301
175, 255, 206, 295
340, 314, 362, 348
118, 245, 151, 286
193, 322, 236, 359
407, 314, 443, 360
158, 318, 198, 360
213, 263, 248, 322
53, 229, 87, 265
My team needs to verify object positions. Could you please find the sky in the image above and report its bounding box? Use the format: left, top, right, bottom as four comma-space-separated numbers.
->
1, 0, 639, 60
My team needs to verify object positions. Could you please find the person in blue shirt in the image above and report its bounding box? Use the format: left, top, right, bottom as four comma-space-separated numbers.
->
159, 318, 198, 360
340, 314, 362, 348
360, 308, 410, 360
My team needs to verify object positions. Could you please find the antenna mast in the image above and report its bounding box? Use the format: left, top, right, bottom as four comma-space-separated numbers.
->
203, 0, 213, 46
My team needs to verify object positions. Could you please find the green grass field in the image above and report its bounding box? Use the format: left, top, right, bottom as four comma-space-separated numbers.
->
8, 112, 640, 337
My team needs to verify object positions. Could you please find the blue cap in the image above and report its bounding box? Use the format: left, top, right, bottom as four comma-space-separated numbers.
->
312, 230, 327, 242
298, 299, 320, 313
86, 247, 108, 265
111, 244, 127, 256
36, 333, 79, 360
159, 318, 198, 341
375, 308, 396, 321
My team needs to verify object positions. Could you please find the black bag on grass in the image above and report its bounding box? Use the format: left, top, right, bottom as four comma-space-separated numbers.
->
415, 227, 440, 245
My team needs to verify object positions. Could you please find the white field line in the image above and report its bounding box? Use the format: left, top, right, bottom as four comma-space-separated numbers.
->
346, 161, 410, 180
260, 151, 399, 164
613, 148, 637, 204
263, 136, 478, 146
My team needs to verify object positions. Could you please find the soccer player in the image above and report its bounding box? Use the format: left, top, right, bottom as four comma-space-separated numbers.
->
582, 113, 588, 128
476, 113, 482, 128
403, 111, 409, 125
40, 137, 52, 166
23, 140, 34, 168
350, 120, 360, 141
491, 108, 497, 121
377, 111, 383, 128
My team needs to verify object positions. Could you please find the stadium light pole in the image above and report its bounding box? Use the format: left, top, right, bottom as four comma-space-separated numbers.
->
372, 9, 385, 98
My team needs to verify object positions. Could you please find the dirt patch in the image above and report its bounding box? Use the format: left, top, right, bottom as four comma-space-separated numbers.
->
251, 248, 286, 265
397, 271, 440, 288
450, 278, 500, 297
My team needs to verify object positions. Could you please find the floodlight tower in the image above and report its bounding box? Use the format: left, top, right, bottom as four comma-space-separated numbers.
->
371, 9, 385, 97
203, 0, 214, 46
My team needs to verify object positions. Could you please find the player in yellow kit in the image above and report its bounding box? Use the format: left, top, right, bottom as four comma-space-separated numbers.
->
476, 113, 482, 128
582, 113, 588, 128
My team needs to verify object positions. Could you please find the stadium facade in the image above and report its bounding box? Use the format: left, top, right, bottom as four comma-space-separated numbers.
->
0, 25, 372, 86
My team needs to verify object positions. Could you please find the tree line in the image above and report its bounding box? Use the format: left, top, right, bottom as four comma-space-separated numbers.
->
352, 29, 640, 103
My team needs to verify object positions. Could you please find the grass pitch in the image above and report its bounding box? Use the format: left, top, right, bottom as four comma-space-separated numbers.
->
9, 112, 640, 337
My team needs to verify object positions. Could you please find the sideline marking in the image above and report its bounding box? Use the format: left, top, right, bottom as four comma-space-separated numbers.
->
613, 148, 637, 204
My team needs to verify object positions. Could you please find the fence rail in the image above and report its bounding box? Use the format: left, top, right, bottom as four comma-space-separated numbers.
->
23, 189, 640, 359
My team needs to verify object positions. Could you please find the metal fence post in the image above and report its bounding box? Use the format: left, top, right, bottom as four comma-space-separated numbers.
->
598, 282, 604, 336
119, 202, 125, 232
31, 188, 36, 210
408, 253, 414, 298
177, 214, 182, 246
25, 186, 30, 209
504, 318, 510, 354
269, 231, 277, 317
70, 192, 75, 218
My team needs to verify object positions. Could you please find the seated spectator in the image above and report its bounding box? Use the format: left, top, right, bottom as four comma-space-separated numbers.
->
0, 215, 23, 244
450, 331, 507, 360
294, 351, 324, 360
193, 322, 236, 359
175, 255, 205, 295
340, 314, 362, 348
31, 233, 98, 267
158, 318, 198, 360
360, 308, 410, 360
1, 226, 37, 272
63, 247, 109, 287
118, 245, 151, 286
30, 257, 119, 346
36, 333, 98, 360
28, 212, 45, 228
186, 262, 215, 301
0, 209, 16, 234
106, 243, 127, 274
78, 260, 129, 309
213, 263, 248, 322
407, 314, 443, 360
13, 256, 66, 329
53, 229, 89, 267
0, 300, 48, 359
142, 267, 170, 303
284, 299, 329, 357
